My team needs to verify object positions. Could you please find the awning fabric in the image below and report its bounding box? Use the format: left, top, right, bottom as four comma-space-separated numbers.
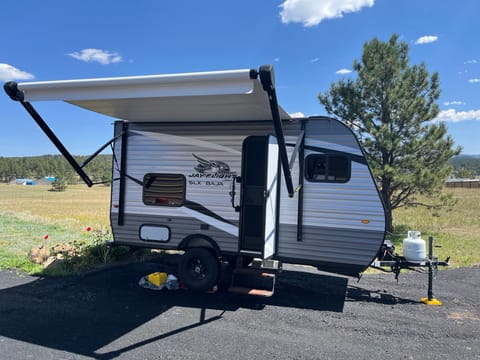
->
16, 69, 291, 122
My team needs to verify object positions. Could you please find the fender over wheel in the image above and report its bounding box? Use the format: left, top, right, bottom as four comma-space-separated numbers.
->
178, 248, 220, 292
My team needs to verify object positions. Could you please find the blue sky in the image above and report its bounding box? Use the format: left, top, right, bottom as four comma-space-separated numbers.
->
1, 0, 479, 156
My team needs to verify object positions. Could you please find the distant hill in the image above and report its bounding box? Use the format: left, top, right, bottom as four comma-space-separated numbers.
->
456, 154, 480, 158
450, 154, 480, 177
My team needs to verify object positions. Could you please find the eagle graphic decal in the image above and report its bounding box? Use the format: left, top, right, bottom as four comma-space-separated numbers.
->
192, 153, 232, 174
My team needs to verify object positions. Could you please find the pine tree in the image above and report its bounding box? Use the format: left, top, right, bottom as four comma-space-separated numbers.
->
319, 34, 461, 232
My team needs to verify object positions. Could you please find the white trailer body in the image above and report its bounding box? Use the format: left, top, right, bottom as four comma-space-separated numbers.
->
4, 65, 386, 288
110, 118, 385, 276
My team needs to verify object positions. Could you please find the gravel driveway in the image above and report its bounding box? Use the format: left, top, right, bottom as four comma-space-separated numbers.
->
0, 258, 478, 360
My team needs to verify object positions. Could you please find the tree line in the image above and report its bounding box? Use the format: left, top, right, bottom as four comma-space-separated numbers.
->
0, 154, 112, 184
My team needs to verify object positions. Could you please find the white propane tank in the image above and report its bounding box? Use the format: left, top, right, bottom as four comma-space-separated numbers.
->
403, 231, 426, 263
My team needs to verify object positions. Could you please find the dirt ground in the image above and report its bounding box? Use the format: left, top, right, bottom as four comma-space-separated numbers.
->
0, 258, 479, 359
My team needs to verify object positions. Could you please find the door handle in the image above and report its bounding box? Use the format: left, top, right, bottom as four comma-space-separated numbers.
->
230, 176, 241, 212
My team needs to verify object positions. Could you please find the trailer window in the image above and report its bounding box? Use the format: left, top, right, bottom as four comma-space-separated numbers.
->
143, 173, 186, 206
305, 154, 350, 183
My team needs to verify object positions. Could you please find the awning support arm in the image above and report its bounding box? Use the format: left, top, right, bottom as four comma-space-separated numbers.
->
20, 101, 94, 187
254, 65, 295, 197
289, 129, 305, 171
5, 81, 99, 187
79, 133, 123, 169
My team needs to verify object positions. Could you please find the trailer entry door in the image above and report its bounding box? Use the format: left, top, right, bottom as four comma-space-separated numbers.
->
238, 135, 279, 259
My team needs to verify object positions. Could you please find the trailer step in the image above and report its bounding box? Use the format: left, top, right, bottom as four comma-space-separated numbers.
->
228, 267, 276, 297
228, 286, 274, 297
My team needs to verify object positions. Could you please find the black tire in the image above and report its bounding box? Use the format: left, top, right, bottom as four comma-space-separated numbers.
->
178, 248, 219, 292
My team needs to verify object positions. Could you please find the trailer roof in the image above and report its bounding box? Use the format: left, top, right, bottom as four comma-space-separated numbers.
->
15, 69, 291, 122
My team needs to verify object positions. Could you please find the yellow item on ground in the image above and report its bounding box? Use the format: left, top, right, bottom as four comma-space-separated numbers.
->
421, 297, 442, 306
147, 272, 168, 287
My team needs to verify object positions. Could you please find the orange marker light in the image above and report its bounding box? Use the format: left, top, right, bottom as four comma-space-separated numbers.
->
361, 219, 370, 224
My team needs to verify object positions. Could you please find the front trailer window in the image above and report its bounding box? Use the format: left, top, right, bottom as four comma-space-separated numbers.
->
305, 154, 351, 183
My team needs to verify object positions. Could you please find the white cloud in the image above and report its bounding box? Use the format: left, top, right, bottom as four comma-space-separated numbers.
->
310, 57, 320, 63
468, 78, 480, 83
289, 112, 305, 118
443, 101, 465, 106
67, 48, 123, 65
464, 59, 478, 64
280, 0, 375, 27
0, 63, 34, 81
414, 35, 438, 45
336, 68, 352, 75
434, 109, 480, 123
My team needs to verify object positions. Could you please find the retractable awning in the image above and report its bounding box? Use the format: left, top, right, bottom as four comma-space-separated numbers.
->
5, 65, 295, 195
8, 68, 290, 122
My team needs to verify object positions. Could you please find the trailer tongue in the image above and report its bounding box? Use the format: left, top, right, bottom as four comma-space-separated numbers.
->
371, 235, 449, 305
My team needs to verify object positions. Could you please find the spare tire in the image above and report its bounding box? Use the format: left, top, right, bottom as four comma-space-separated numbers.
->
178, 248, 219, 292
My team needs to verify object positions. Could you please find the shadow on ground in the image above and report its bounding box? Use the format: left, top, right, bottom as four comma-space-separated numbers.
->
0, 255, 416, 359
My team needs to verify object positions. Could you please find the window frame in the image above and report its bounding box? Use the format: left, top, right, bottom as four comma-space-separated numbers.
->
304, 154, 351, 183
142, 173, 186, 207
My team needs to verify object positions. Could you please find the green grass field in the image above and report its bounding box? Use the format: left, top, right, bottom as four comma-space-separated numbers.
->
391, 188, 480, 268
0, 183, 478, 273
0, 184, 111, 273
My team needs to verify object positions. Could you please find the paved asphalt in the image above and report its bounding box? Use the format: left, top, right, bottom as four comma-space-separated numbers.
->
0, 256, 479, 360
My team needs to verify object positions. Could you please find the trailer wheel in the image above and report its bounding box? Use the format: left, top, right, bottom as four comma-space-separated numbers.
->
178, 248, 219, 292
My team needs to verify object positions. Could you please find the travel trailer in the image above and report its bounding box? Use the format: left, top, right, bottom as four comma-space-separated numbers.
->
5, 65, 387, 294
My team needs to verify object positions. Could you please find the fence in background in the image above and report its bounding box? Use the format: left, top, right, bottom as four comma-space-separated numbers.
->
446, 179, 480, 188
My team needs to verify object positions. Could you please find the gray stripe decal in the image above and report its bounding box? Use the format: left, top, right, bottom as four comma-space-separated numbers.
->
287, 143, 367, 165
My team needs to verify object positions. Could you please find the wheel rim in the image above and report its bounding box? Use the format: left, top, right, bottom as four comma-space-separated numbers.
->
188, 258, 207, 280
